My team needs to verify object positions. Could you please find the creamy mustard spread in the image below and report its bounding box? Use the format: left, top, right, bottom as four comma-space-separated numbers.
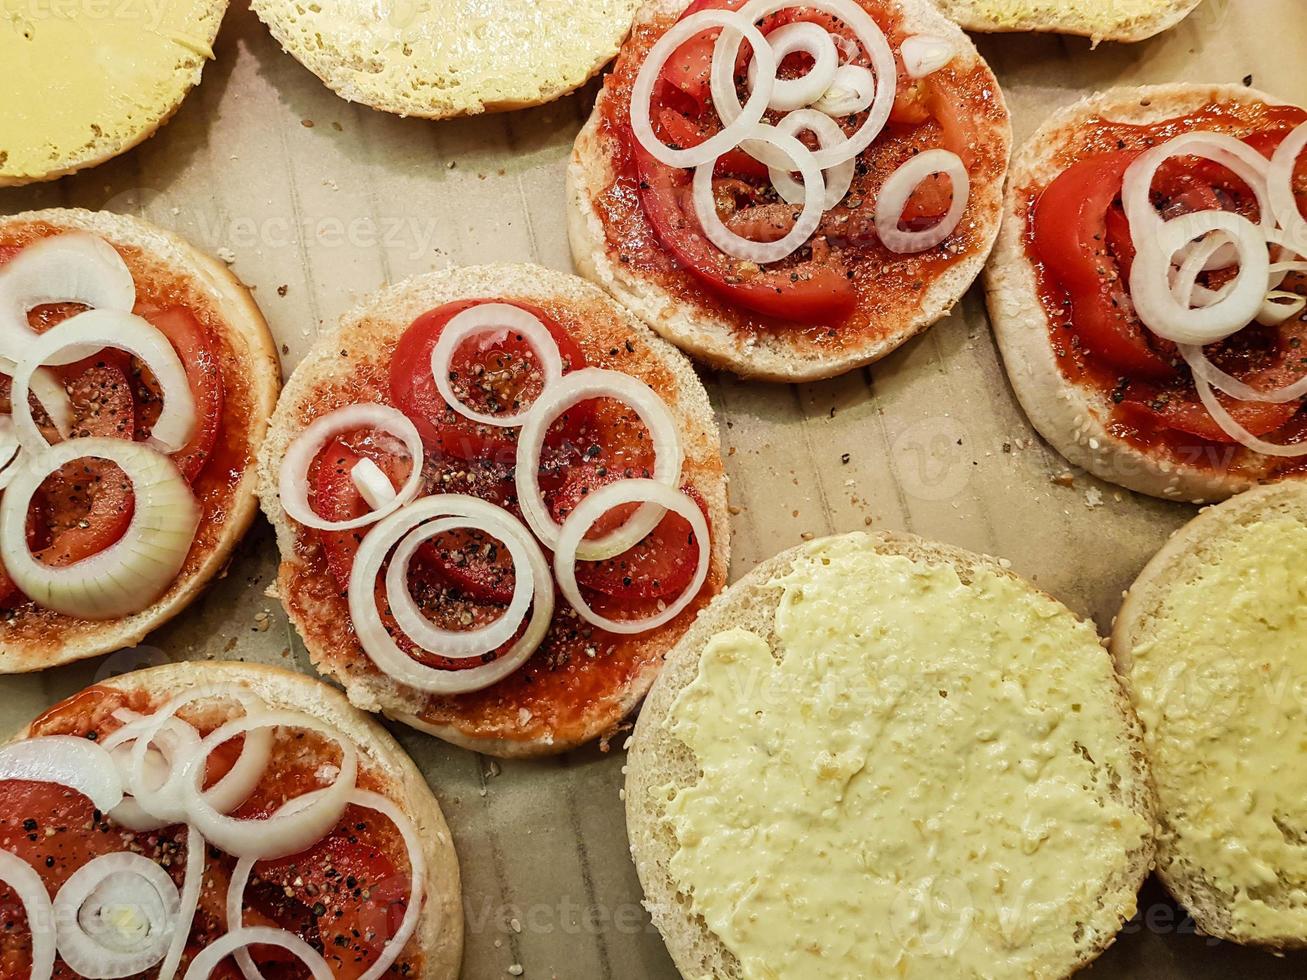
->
661, 535, 1149, 978
1, 0, 220, 181
1128, 515, 1307, 939
945, 0, 1164, 30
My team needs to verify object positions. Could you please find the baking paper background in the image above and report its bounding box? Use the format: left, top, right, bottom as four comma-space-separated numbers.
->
1, 0, 1305, 975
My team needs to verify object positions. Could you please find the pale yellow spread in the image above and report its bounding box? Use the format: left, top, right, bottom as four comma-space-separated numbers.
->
661, 535, 1149, 979
940, 0, 1164, 31
0, 0, 220, 181
1128, 516, 1307, 940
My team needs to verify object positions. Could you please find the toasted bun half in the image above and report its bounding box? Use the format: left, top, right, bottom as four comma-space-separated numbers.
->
985, 83, 1303, 504
0, 209, 281, 674
11, 660, 464, 978
567, 0, 1012, 382
628, 531, 1154, 979
0, 0, 227, 186
930, 0, 1201, 43
1111, 482, 1307, 949
251, 0, 642, 119
258, 263, 729, 757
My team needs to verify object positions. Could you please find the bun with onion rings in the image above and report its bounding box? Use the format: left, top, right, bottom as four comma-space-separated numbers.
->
567, 0, 1011, 382
0, 209, 280, 674
257, 263, 729, 757
986, 84, 1307, 502
0, 660, 463, 979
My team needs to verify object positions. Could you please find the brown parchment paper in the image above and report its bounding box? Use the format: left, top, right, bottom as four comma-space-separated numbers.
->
1, 0, 1305, 976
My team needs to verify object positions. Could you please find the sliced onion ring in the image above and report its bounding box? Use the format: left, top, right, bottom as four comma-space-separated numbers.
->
715, 0, 898, 170
630, 8, 777, 168
0, 850, 55, 980
123, 684, 272, 827
745, 21, 838, 113
1268, 121, 1307, 252
101, 715, 201, 832
1190, 369, 1307, 457
769, 110, 854, 211
0, 232, 135, 365
10, 309, 197, 454
52, 852, 179, 979
178, 709, 358, 861
384, 504, 536, 659
515, 368, 682, 560
0, 356, 72, 442
1179, 342, 1307, 405
901, 34, 954, 78
279, 403, 424, 532
695, 123, 826, 263
0, 437, 199, 620
875, 149, 970, 254
1129, 210, 1270, 345
182, 927, 333, 980
351, 457, 397, 510
0, 735, 124, 813
431, 303, 564, 427
349, 494, 554, 695
158, 825, 204, 980
554, 478, 711, 635
227, 789, 427, 980
812, 63, 876, 117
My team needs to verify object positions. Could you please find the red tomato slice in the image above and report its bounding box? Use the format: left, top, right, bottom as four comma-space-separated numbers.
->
388, 299, 590, 461
633, 135, 858, 322
138, 306, 225, 483
1033, 150, 1179, 378
658, 107, 771, 180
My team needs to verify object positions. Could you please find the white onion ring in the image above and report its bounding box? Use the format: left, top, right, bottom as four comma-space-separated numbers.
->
1129, 210, 1270, 346
874, 149, 970, 253
52, 852, 179, 978
630, 8, 777, 169
745, 21, 838, 113
226, 789, 427, 980
812, 63, 876, 117
182, 927, 333, 980
1258, 290, 1307, 326
431, 303, 564, 427
769, 109, 855, 210
554, 478, 711, 635
901, 34, 954, 78
9, 309, 196, 455
349, 494, 554, 694
101, 716, 201, 832
1268, 121, 1307, 253
0, 437, 199, 620
157, 825, 203, 980
515, 367, 683, 560
124, 684, 272, 827
279, 403, 424, 532
714, 0, 898, 171
1190, 369, 1307, 457
383, 503, 536, 659
1179, 342, 1307, 405
0, 356, 72, 443
0, 232, 135, 366
695, 123, 826, 263
178, 709, 358, 861
0, 735, 124, 813
0, 850, 55, 980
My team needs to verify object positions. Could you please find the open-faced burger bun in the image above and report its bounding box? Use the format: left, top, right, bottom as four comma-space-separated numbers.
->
568, 0, 1012, 382
252, 0, 642, 119
0, 209, 280, 674
986, 84, 1303, 503
258, 263, 729, 757
931, 0, 1201, 43
628, 531, 1154, 979
9, 660, 463, 978
1111, 482, 1307, 950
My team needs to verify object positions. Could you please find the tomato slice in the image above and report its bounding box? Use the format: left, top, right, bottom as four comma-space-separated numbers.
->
388, 299, 589, 461
633, 136, 858, 322
1033, 151, 1179, 378
138, 306, 225, 483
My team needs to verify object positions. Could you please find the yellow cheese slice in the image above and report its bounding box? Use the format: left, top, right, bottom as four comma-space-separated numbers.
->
0, 0, 226, 185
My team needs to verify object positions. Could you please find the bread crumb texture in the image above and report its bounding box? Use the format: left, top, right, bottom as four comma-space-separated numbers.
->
1128, 515, 1307, 942
934, 0, 1192, 40
252, 0, 642, 118
660, 535, 1150, 978
0, 0, 223, 182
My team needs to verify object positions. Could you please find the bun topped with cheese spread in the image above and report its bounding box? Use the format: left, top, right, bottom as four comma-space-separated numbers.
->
627, 531, 1155, 979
